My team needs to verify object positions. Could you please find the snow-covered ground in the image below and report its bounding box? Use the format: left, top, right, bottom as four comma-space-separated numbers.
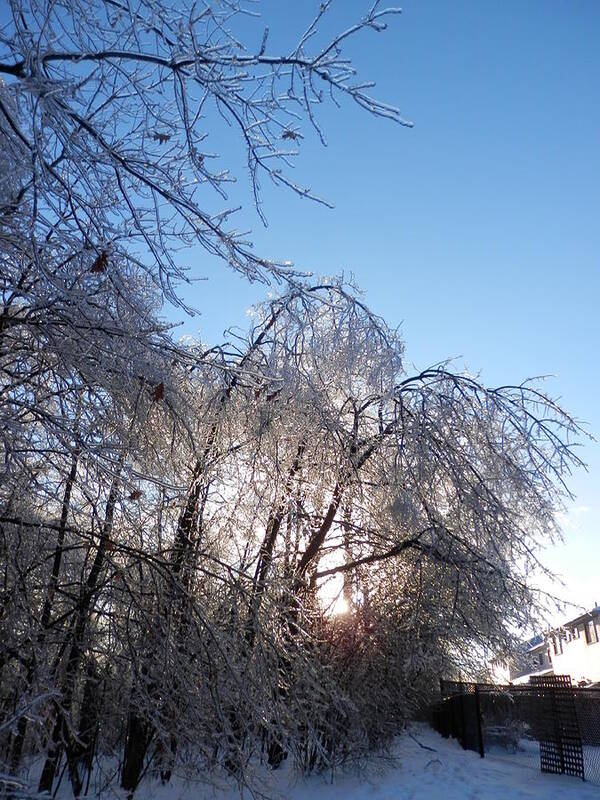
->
252, 727, 597, 800
115, 726, 600, 799
487, 737, 600, 787
8, 725, 597, 799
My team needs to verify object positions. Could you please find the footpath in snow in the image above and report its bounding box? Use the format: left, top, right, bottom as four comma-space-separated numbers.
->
134, 723, 597, 800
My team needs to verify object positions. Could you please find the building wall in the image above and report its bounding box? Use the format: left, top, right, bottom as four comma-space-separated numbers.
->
549, 621, 600, 684
509, 643, 553, 685
493, 609, 600, 687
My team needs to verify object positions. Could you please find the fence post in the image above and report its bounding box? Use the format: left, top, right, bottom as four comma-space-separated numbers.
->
474, 686, 485, 758
458, 687, 467, 749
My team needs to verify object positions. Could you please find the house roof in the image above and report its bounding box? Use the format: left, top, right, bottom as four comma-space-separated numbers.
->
561, 604, 600, 630
525, 635, 546, 653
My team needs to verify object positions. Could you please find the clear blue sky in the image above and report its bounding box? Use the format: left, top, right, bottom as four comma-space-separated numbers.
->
172, 1, 599, 620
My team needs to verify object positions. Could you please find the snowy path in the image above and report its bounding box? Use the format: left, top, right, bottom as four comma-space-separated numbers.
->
136, 724, 597, 800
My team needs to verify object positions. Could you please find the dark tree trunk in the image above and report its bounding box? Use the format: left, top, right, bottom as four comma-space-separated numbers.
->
39, 468, 121, 796
246, 440, 305, 648
75, 660, 101, 778
9, 453, 78, 776
121, 701, 154, 797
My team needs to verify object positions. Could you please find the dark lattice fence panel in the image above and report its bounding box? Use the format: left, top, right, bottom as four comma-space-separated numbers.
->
529, 675, 584, 780
435, 677, 598, 784
573, 688, 600, 785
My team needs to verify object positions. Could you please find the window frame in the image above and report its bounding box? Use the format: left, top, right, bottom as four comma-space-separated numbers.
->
584, 620, 599, 645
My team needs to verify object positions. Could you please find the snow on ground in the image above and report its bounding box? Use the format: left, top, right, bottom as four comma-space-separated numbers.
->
486, 738, 600, 786
11, 725, 597, 800
131, 724, 597, 800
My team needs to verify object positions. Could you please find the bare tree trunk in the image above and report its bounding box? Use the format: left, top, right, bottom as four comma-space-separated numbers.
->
342, 502, 353, 609
246, 441, 305, 649
74, 659, 101, 781
120, 461, 209, 793
121, 665, 156, 798
8, 452, 78, 776
39, 465, 122, 796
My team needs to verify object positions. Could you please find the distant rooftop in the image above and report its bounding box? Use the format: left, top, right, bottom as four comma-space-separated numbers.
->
526, 634, 545, 652
563, 603, 600, 629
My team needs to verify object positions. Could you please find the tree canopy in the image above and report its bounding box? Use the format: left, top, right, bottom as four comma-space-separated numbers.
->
0, 3, 583, 798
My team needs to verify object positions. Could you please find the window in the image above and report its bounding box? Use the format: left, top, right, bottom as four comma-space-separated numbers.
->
585, 620, 598, 645
538, 653, 544, 666
552, 636, 563, 656
572, 626, 580, 640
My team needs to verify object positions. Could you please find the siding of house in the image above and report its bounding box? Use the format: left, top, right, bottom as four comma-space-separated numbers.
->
550, 619, 600, 684
504, 607, 600, 686
510, 642, 553, 685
